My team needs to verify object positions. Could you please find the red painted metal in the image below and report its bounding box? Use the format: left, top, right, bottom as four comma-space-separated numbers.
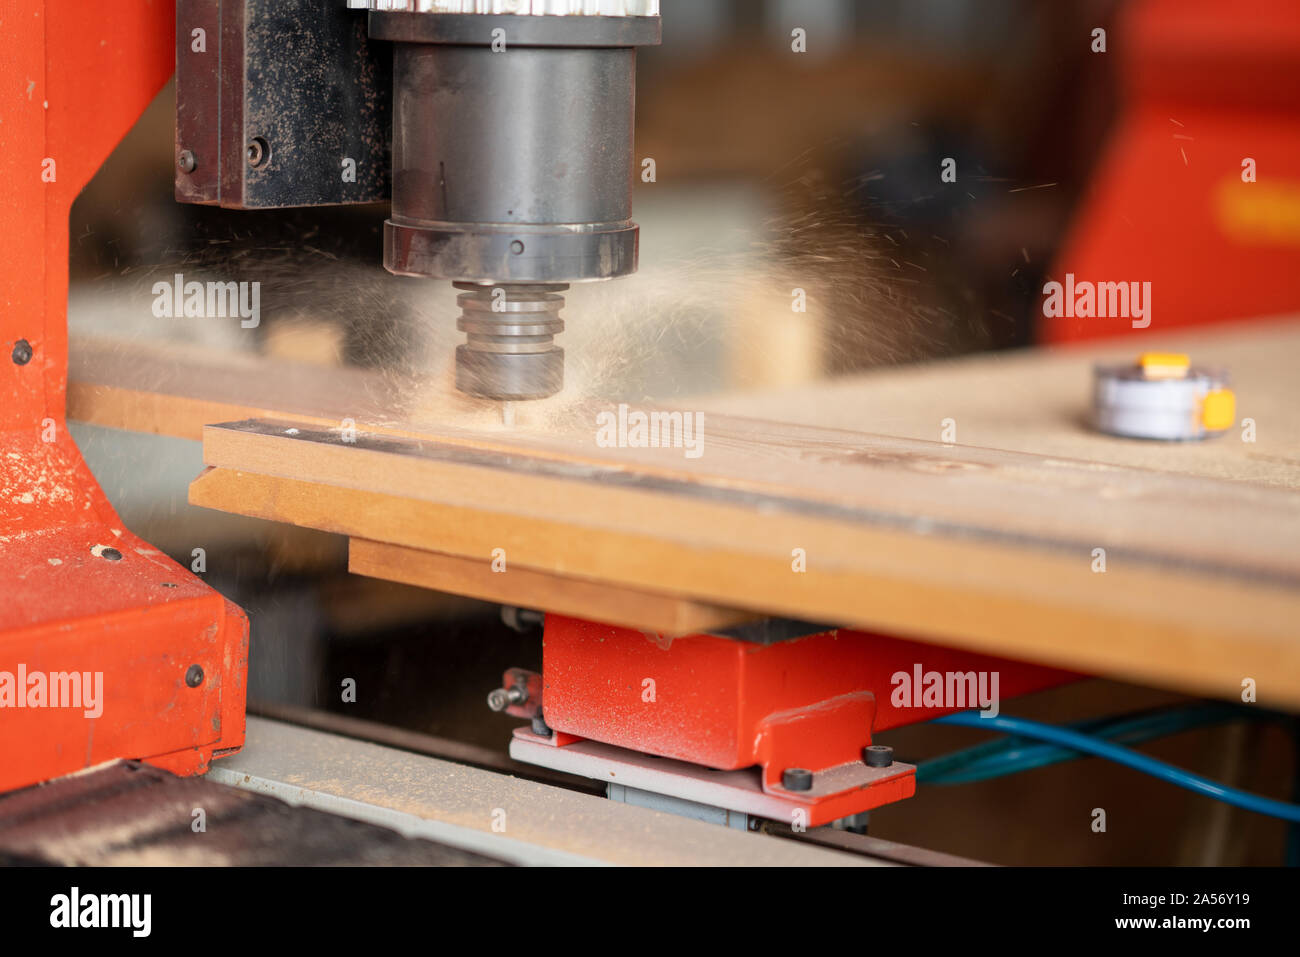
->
0, 0, 248, 793
1046, 0, 1300, 342
538, 615, 1075, 823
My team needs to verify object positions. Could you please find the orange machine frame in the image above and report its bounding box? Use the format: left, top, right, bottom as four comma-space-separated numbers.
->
1047, 0, 1300, 342
0, 1, 248, 793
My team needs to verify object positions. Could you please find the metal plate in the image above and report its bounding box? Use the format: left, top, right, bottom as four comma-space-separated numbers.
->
0, 760, 506, 866
510, 729, 917, 826
212, 717, 878, 865
176, 0, 392, 209
369, 11, 661, 46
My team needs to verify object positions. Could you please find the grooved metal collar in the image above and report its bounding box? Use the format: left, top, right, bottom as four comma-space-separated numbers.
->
350, 0, 658, 14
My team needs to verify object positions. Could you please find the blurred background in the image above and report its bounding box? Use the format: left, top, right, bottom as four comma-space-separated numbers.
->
64, 0, 1298, 864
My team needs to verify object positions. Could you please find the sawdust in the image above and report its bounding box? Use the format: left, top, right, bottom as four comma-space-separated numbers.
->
68, 162, 974, 441
0, 439, 80, 526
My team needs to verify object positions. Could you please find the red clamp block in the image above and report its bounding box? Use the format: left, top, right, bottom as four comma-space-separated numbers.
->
523, 615, 1073, 826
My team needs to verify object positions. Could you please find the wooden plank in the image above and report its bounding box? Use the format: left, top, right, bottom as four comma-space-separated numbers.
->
198, 418, 1300, 584
70, 325, 1300, 703
189, 419, 1300, 707
69, 318, 1300, 488
67, 336, 402, 441
701, 316, 1300, 490
348, 538, 755, 635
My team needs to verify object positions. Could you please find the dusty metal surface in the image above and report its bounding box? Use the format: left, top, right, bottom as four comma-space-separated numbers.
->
209, 717, 882, 866
174, 0, 220, 203
176, 0, 391, 208
757, 822, 991, 867
0, 760, 505, 866
250, 699, 606, 794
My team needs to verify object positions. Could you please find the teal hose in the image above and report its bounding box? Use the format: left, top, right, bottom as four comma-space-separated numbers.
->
919, 703, 1241, 784
932, 710, 1300, 823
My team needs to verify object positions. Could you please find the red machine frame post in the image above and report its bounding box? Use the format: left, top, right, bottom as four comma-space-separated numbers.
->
0, 0, 248, 794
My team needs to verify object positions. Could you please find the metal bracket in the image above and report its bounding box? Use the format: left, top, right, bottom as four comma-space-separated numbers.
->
175, 0, 392, 208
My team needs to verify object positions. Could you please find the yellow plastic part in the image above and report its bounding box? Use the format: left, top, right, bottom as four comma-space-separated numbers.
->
1139, 352, 1191, 379
1200, 389, 1236, 431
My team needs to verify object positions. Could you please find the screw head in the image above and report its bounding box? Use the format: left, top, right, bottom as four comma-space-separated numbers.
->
11, 339, 32, 365
781, 768, 813, 792
863, 744, 894, 767
185, 664, 204, 688
487, 688, 510, 712
246, 137, 269, 168
177, 149, 197, 173
509, 239, 525, 255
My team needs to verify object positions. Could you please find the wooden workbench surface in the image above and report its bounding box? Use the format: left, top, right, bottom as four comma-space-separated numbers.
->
67, 319, 1300, 706
703, 316, 1300, 489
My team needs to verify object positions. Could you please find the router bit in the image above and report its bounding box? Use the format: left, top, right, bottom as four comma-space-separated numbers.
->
368, 1, 662, 400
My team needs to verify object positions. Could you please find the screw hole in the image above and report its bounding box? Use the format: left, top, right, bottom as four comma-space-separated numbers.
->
100, 547, 123, 562
509, 240, 525, 255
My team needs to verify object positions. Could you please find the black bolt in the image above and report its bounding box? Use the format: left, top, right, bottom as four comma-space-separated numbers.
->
100, 547, 123, 562
185, 665, 204, 688
11, 339, 32, 365
177, 149, 197, 173
781, 768, 813, 791
863, 744, 894, 767
501, 606, 544, 633
531, 712, 552, 738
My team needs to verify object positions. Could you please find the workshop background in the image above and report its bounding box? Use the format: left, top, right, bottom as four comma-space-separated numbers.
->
64, 0, 1296, 865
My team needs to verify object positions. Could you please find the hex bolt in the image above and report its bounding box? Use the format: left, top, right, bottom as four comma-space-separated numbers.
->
185, 665, 204, 688
11, 339, 32, 365
177, 149, 197, 173
782, 768, 813, 792
531, 712, 553, 738
863, 744, 894, 767
487, 684, 527, 712
501, 606, 544, 633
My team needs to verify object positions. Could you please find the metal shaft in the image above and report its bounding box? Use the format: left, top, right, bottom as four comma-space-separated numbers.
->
371, 10, 660, 401
454, 283, 567, 400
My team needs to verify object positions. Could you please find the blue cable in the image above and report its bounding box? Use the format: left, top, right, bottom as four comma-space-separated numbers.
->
920, 703, 1246, 784
935, 710, 1300, 824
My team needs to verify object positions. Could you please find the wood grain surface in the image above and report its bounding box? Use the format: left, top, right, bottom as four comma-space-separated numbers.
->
190, 415, 1300, 705
67, 323, 1300, 704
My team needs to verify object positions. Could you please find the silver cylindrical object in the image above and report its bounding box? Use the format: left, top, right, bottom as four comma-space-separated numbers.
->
369, 8, 661, 399
1093, 359, 1235, 441
454, 282, 566, 399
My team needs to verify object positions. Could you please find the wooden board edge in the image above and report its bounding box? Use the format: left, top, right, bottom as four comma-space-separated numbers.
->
189, 465, 1300, 708
348, 538, 755, 636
